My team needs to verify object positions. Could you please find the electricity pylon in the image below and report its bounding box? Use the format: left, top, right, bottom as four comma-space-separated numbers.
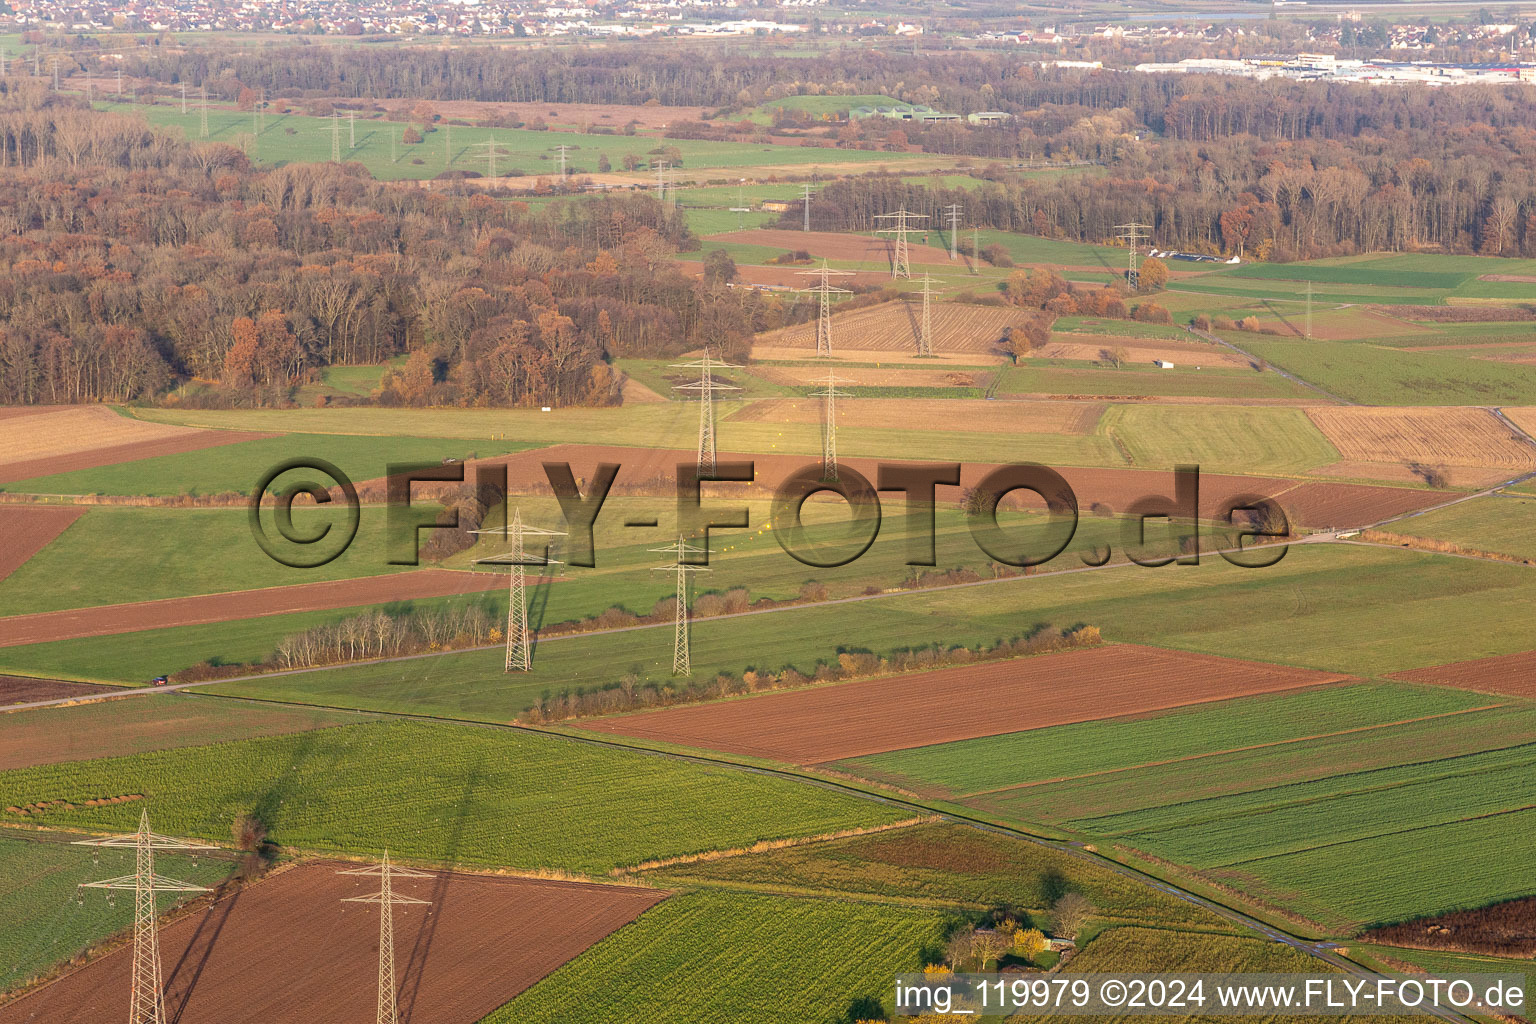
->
180, 82, 187, 114
808, 373, 855, 481
795, 260, 854, 357
651, 537, 709, 675
944, 203, 962, 260
473, 507, 564, 672
1115, 221, 1152, 291
475, 138, 500, 178
316, 113, 343, 162
198, 84, 208, 139
553, 143, 571, 181
348, 110, 355, 148
340, 852, 433, 1024
875, 209, 925, 279
654, 160, 669, 201
914, 275, 939, 356
75, 808, 217, 1024
671, 350, 741, 475
1305, 279, 1314, 340
800, 183, 817, 232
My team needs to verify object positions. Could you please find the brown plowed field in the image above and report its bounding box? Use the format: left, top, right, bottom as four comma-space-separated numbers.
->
1503, 407, 1536, 439
1271, 481, 1448, 529
0, 863, 665, 1024
1390, 650, 1536, 698
751, 300, 1017, 361
0, 406, 271, 485
579, 645, 1352, 763
1306, 407, 1536, 470
706, 228, 957, 268
728, 398, 1105, 434
0, 569, 508, 648
0, 505, 83, 581
1310, 461, 1513, 489
749, 366, 991, 389
1040, 335, 1249, 368
0, 698, 355, 770
0, 675, 115, 707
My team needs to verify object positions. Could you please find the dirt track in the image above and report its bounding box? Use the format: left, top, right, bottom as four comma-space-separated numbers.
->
0, 569, 508, 649
0, 505, 83, 581
579, 645, 1352, 763
1390, 650, 1536, 698
0, 863, 665, 1024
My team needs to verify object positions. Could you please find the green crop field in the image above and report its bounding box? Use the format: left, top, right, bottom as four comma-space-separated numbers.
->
1, 432, 530, 497
1223, 264, 1476, 290
179, 544, 1536, 720
1384, 494, 1536, 561
1238, 338, 1536, 405
0, 506, 410, 616
836, 683, 1494, 800
995, 362, 1316, 402
490, 889, 944, 1024
0, 722, 905, 874
649, 822, 1230, 930
107, 103, 923, 181
970, 230, 1123, 268
0, 834, 230, 994
1096, 406, 1338, 476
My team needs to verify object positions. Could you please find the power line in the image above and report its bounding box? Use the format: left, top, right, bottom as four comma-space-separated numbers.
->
914, 274, 939, 356
651, 537, 710, 675
339, 852, 433, 1024
472, 507, 564, 672
74, 808, 217, 1024
670, 350, 741, 475
807, 372, 855, 481
875, 209, 925, 280
944, 203, 962, 261
794, 259, 854, 358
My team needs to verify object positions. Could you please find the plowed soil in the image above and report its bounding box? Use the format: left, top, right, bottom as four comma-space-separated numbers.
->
750, 300, 1017, 361
727, 398, 1104, 434
1039, 335, 1249, 369
0, 569, 509, 648
1306, 407, 1536, 470
706, 228, 957, 268
0, 675, 114, 707
1390, 650, 1536, 698
0, 505, 83, 581
749, 366, 990, 389
0, 863, 665, 1024
1271, 481, 1448, 529
1310, 461, 1513, 489
579, 645, 1352, 763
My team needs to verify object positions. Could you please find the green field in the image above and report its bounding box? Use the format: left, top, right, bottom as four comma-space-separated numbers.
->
650, 822, 1230, 931
837, 684, 1495, 800
0, 721, 904, 874
2, 432, 529, 497
0, 833, 229, 993
1223, 263, 1476, 290
1238, 338, 1536, 405
490, 889, 944, 1024
1096, 405, 1337, 475
1383, 494, 1536, 561
107, 103, 924, 182
996, 361, 1317, 403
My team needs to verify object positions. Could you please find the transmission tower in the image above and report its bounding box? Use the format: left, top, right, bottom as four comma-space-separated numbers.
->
198, 84, 209, 139
914, 274, 939, 356
654, 160, 669, 201
444, 123, 452, 165
651, 537, 709, 675
1305, 279, 1314, 340
800, 183, 817, 232
180, 81, 186, 114
794, 260, 854, 357
671, 351, 741, 475
944, 203, 962, 260
554, 143, 571, 181
1115, 221, 1152, 291
317, 113, 342, 162
74, 808, 217, 1024
116, 68, 123, 98
808, 372, 855, 481
473, 507, 564, 672
339, 852, 433, 1024
730, 178, 750, 230
475, 138, 500, 178
875, 209, 925, 280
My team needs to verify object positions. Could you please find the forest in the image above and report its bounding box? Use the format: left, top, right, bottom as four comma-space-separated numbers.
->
0, 80, 794, 407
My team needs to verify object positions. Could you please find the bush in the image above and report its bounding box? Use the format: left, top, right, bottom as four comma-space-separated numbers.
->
980, 243, 1014, 267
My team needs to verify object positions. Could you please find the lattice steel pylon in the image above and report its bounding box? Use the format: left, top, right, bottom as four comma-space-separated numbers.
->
554, 143, 571, 181
473, 506, 564, 672
671, 350, 741, 475
651, 537, 709, 675
316, 112, 343, 163
654, 160, 669, 201
198, 84, 208, 139
944, 203, 962, 260
795, 260, 854, 357
74, 808, 217, 1024
914, 274, 939, 356
808, 372, 855, 481
1115, 221, 1152, 291
340, 852, 433, 1024
800, 183, 816, 232
875, 209, 926, 279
